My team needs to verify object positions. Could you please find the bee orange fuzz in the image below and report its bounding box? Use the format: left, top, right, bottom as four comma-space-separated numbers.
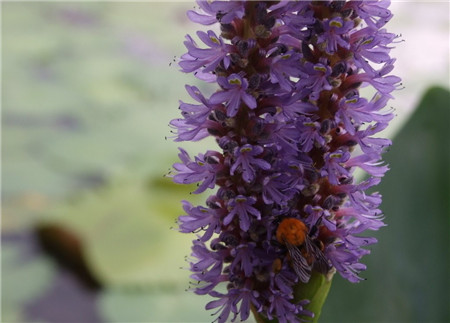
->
276, 218, 308, 246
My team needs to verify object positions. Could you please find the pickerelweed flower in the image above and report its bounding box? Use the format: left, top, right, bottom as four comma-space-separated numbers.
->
170, 1, 400, 322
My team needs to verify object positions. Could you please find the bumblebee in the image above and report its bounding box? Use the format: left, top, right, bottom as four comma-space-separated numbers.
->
275, 217, 330, 283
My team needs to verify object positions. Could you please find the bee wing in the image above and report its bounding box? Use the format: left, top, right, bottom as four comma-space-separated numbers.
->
304, 238, 331, 274
286, 243, 311, 283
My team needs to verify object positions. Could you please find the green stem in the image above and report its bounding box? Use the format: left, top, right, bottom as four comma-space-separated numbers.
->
294, 269, 335, 322
251, 269, 335, 323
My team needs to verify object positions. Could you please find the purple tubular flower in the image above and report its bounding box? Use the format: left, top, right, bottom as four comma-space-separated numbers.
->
335, 94, 393, 135
224, 195, 260, 231
269, 51, 303, 91
173, 148, 223, 194
210, 74, 257, 117
350, 27, 397, 74
178, 201, 222, 242
296, 117, 325, 152
170, 85, 214, 141
299, 61, 333, 99
262, 173, 293, 205
322, 150, 352, 185
317, 17, 353, 54
171, 1, 400, 322
189, 1, 245, 26
230, 144, 270, 183
179, 30, 231, 74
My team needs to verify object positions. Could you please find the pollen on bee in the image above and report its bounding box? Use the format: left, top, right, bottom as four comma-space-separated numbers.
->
272, 258, 282, 273
276, 218, 308, 246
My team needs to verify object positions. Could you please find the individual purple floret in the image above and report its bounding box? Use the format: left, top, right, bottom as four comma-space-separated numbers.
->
170, 1, 400, 322
210, 74, 257, 117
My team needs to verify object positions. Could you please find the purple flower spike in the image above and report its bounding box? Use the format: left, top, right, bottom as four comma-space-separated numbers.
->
171, 1, 400, 322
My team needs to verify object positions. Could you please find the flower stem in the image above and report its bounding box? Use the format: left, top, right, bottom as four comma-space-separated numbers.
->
251, 269, 335, 323
294, 270, 335, 322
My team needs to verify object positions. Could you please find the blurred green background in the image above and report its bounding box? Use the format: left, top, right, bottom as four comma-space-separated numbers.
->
2, 2, 449, 323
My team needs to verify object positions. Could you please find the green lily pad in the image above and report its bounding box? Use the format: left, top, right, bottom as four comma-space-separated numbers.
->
2, 2, 212, 236
40, 175, 208, 287
99, 287, 216, 323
